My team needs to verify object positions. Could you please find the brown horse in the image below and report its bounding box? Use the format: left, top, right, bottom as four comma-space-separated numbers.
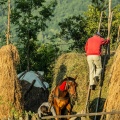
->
52, 76, 77, 120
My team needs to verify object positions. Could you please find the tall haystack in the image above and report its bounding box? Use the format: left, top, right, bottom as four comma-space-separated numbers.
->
52, 52, 88, 111
105, 45, 120, 120
0, 44, 23, 119
51, 51, 114, 113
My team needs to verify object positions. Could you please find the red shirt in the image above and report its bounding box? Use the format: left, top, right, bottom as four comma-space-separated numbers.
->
85, 35, 110, 56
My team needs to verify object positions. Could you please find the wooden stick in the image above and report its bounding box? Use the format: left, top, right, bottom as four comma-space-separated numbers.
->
41, 111, 120, 119
107, 0, 112, 38
98, 11, 103, 33
24, 80, 36, 98
18, 70, 27, 80
117, 25, 120, 42
107, 0, 113, 58
85, 85, 91, 113
6, 0, 11, 45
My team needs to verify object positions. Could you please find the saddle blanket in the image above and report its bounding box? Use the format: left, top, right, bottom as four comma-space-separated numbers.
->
59, 81, 67, 91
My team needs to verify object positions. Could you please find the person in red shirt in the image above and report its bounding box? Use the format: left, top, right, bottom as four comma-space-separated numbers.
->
85, 32, 110, 90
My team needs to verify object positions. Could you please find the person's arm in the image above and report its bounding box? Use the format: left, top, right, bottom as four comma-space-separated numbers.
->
85, 41, 88, 53
101, 37, 110, 45
51, 106, 56, 116
38, 107, 42, 118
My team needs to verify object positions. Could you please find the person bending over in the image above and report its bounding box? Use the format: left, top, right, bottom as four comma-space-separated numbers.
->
38, 102, 56, 118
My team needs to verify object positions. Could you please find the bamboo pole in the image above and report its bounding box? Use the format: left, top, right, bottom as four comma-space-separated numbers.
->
107, 0, 112, 58
117, 25, 120, 42
115, 25, 120, 49
41, 111, 120, 119
6, 0, 11, 45
98, 11, 103, 33
108, 0, 112, 38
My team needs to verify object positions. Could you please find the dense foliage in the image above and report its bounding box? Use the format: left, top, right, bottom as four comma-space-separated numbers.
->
0, 0, 120, 82
10, 0, 57, 73
57, 15, 87, 51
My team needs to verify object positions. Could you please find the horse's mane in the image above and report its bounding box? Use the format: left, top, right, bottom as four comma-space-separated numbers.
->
57, 77, 75, 86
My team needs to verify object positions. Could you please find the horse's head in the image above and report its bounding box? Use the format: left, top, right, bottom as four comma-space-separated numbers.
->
52, 76, 78, 117
65, 76, 78, 101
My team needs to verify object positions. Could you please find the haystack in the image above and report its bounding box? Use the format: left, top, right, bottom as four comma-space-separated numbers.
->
52, 52, 89, 111
104, 45, 120, 120
0, 44, 23, 119
51, 51, 114, 114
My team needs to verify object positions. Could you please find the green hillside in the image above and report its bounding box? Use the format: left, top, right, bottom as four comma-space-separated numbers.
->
44, 0, 91, 38
43, 0, 120, 39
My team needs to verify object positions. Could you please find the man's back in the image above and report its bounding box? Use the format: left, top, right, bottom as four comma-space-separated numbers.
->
85, 35, 105, 55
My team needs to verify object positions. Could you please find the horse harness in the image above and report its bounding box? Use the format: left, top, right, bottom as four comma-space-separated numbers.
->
53, 80, 75, 100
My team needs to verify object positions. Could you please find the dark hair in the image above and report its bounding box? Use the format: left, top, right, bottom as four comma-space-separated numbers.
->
40, 105, 48, 114
40, 105, 52, 116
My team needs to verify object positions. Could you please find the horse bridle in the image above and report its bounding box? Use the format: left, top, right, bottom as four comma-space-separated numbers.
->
58, 80, 76, 99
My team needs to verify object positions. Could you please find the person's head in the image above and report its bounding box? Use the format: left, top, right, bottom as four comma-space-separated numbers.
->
96, 32, 102, 37
40, 105, 52, 116
40, 105, 49, 115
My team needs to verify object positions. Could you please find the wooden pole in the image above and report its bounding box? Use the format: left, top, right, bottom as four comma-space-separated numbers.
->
117, 25, 120, 42
108, 0, 112, 38
115, 25, 120, 49
41, 111, 120, 119
85, 86, 91, 113
107, 0, 112, 58
24, 80, 36, 99
98, 11, 103, 33
6, 0, 11, 45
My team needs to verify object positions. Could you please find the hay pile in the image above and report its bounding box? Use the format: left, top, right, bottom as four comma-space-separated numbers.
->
51, 51, 115, 114
52, 52, 89, 111
0, 44, 23, 119
105, 45, 120, 120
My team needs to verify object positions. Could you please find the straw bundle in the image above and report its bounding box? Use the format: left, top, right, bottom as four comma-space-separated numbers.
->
52, 52, 88, 111
0, 44, 23, 119
105, 45, 120, 120
51, 51, 115, 113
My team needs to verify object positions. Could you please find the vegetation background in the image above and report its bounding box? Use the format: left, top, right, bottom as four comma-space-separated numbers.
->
0, 0, 120, 89
0, 0, 120, 116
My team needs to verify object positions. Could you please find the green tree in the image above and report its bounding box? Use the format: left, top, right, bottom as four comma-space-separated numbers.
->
0, 0, 9, 46
84, 5, 108, 38
18, 42, 59, 85
10, 0, 57, 71
91, 0, 108, 11
110, 4, 120, 44
56, 15, 87, 51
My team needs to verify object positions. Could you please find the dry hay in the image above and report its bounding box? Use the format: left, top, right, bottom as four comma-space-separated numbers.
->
51, 51, 115, 114
0, 44, 23, 119
52, 52, 89, 111
20, 80, 49, 113
104, 45, 120, 120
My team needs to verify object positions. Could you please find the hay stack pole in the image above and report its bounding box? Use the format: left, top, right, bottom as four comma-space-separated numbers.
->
6, 0, 10, 45
107, 0, 112, 39
0, 0, 23, 119
107, 0, 112, 57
